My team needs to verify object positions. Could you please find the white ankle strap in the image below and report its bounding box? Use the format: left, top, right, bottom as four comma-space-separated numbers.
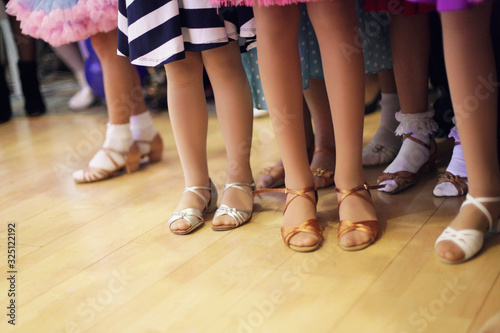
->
223, 182, 255, 200
461, 194, 500, 230
183, 183, 213, 209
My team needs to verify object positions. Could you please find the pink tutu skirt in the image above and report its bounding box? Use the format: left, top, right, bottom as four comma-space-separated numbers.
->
6, 0, 118, 46
407, 0, 488, 11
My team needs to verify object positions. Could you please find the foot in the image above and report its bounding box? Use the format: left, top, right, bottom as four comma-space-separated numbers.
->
170, 186, 212, 233
336, 182, 379, 249
378, 133, 435, 194
72, 143, 141, 183
433, 128, 467, 197
256, 161, 284, 189
310, 147, 335, 189
69, 86, 96, 110
283, 188, 320, 249
435, 196, 500, 263
362, 126, 401, 166
212, 182, 254, 229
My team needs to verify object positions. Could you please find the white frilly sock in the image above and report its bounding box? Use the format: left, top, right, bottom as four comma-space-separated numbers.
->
130, 111, 157, 156
362, 93, 401, 166
379, 108, 438, 193
433, 124, 468, 196
72, 123, 133, 181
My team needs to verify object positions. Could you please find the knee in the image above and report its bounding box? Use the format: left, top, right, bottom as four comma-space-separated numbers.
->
164, 60, 203, 88
90, 31, 117, 61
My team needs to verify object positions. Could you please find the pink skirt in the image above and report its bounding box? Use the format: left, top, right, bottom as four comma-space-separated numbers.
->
6, 0, 118, 47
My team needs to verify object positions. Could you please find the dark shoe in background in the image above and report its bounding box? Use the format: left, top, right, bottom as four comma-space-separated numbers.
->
18, 60, 46, 117
0, 64, 12, 124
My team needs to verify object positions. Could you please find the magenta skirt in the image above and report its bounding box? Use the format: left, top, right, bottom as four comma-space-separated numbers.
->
407, 0, 488, 11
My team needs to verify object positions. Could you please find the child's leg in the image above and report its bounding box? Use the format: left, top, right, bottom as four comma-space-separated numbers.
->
91, 30, 147, 123
164, 51, 211, 232
256, 98, 314, 189
253, 5, 319, 248
53, 43, 96, 110
307, 0, 377, 248
436, 2, 500, 262
8, 12, 46, 116
362, 69, 401, 166
73, 30, 154, 182
200, 41, 254, 227
303, 78, 336, 188
378, 13, 437, 193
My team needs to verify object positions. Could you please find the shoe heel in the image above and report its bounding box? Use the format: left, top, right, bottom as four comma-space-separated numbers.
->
148, 134, 163, 163
490, 218, 500, 234
206, 180, 218, 213
125, 143, 141, 174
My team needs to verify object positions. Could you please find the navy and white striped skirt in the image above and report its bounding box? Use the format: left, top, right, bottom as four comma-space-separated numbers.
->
118, 0, 256, 67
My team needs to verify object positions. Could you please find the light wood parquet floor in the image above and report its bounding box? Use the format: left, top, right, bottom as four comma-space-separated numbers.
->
0, 76, 499, 333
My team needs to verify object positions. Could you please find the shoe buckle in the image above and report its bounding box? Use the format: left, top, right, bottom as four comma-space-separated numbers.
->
314, 168, 326, 177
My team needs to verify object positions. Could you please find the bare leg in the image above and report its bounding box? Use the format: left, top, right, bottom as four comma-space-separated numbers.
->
73, 30, 153, 182
201, 42, 254, 228
256, 97, 314, 189
303, 77, 336, 188
390, 14, 429, 115
378, 13, 437, 193
164, 51, 211, 232
436, 2, 500, 262
253, 5, 318, 248
308, 0, 377, 248
91, 30, 147, 124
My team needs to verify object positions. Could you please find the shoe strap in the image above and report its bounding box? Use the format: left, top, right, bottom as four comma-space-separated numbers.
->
461, 194, 500, 230
437, 171, 468, 196
402, 133, 432, 151
183, 182, 213, 209
253, 186, 317, 215
335, 183, 383, 209
134, 133, 159, 146
101, 147, 129, 170
223, 182, 256, 200
260, 166, 284, 175
435, 226, 484, 261
313, 147, 335, 156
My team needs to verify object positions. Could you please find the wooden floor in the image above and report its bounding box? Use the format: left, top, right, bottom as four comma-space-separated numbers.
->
1, 85, 500, 333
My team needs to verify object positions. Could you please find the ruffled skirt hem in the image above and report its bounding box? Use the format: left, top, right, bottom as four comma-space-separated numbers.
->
6, 0, 118, 47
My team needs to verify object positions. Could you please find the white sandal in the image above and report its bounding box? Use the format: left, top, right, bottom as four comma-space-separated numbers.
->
435, 194, 500, 264
168, 180, 218, 235
212, 182, 255, 231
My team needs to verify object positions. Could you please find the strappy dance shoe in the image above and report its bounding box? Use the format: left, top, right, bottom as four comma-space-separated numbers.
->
168, 180, 218, 235
254, 186, 322, 252
135, 133, 164, 163
257, 165, 285, 189
336, 183, 382, 251
310, 147, 335, 189
377, 133, 437, 194
434, 171, 468, 197
435, 194, 500, 264
212, 182, 255, 231
434, 142, 468, 197
73, 143, 141, 184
